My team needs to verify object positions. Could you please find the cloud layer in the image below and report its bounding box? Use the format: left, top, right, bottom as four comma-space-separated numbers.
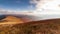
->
30, 0, 60, 14
0, 0, 60, 15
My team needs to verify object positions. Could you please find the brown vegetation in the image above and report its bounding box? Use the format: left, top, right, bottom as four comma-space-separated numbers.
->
0, 16, 24, 24
0, 18, 60, 34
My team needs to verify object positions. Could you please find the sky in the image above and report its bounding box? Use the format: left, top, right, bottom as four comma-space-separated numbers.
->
0, 0, 60, 20
0, 0, 60, 15
0, 0, 35, 11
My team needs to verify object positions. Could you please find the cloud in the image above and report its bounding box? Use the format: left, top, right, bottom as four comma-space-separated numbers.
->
29, 0, 60, 20
30, 0, 38, 4
1, 0, 60, 16
27, 5, 34, 10
29, 0, 60, 15
30, 0, 40, 4
0, 8, 35, 15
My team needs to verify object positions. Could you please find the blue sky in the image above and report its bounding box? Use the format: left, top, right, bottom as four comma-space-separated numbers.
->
0, 0, 35, 11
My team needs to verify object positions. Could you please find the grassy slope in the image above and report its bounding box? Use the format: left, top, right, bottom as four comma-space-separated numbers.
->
0, 18, 60, 34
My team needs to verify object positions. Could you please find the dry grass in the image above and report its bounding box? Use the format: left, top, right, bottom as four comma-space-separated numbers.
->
0, 18, 60, 34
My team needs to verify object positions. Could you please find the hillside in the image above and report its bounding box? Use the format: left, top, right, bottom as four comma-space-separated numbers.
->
0, 16, 24, 24
0, 18, 60, 34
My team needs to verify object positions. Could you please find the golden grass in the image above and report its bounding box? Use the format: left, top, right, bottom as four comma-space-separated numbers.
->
0, 19, 60, 34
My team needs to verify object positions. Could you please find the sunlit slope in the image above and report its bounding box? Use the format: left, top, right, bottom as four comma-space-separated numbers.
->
0, 18, 60, 34
0, 16, 23, 24
13, 18, 60, 34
